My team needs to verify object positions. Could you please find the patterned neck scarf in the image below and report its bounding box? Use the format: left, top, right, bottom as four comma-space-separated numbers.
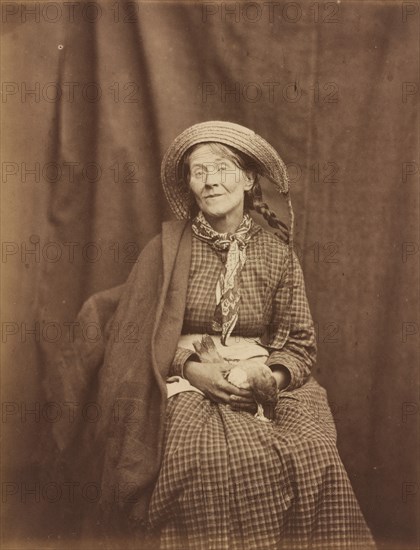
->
192, 211, 260, 345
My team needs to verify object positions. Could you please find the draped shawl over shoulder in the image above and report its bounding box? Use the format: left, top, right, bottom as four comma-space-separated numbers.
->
48, 220, 192, 526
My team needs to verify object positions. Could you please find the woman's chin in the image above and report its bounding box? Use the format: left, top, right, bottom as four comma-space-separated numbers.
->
201, 209, 227, 220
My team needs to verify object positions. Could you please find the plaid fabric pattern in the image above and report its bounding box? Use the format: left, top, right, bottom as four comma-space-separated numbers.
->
147, 378, 375, 549
171, 227, 317, 391
155, 224, 375, 548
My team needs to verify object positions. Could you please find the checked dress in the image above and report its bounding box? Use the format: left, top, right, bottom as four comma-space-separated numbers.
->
147, 218, 375, 550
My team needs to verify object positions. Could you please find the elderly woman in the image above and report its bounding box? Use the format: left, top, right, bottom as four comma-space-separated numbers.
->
54, 122, 375, 549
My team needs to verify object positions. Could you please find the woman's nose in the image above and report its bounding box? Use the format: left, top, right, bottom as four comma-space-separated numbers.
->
206, 170, 223, 185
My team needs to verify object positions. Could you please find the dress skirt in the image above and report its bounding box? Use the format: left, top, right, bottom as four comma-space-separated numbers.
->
147, 377, 375, 550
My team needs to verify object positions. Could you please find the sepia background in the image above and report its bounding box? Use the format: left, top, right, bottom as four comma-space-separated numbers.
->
2, 1, 419, 548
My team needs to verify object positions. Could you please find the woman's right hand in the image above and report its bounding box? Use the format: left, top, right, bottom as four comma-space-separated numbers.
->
184, 360, 256, 410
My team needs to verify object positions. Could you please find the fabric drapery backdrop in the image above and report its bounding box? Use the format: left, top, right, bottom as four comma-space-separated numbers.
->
2, 1, 418, 548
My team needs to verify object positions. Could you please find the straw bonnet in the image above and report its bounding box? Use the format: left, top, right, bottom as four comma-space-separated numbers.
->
161, 120, 290, 221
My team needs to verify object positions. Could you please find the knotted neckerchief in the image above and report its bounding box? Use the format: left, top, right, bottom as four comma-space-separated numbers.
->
192, 211, 260, 345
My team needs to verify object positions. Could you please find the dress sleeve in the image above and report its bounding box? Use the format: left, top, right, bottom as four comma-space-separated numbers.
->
265, 252, 317, 391
169, 347, 200, 378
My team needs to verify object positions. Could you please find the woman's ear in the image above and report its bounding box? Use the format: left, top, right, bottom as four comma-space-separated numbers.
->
244, 170, 256, 191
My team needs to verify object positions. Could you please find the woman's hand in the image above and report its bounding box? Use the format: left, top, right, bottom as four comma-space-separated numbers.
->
184, 360, 257, 413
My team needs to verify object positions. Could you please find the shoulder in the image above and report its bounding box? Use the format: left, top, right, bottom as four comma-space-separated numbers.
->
161, 219, 190, 232
245, 225, 289, 285
252, 223, 290, 258
141, 219, 190, 253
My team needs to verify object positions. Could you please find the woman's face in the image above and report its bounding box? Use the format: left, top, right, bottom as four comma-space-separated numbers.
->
187, 144, 254, 221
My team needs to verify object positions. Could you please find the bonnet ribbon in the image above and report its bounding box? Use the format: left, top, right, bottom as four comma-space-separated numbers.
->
192, 211, 260, 345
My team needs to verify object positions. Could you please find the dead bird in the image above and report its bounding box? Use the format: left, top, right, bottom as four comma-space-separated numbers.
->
192, 334, 278, 421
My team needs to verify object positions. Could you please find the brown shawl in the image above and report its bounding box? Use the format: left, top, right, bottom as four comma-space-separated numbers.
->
46, 220, 192, 531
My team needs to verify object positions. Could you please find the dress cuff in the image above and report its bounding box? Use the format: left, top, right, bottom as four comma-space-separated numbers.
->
171, 347, 200, 378
266, 351, 300, 391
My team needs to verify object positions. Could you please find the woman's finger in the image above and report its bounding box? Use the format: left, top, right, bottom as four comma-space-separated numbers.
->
207, 388, 233, 404
211, 388, 250, 406
229, 394, 255, 405
206, 390, 257, 413
206, 381, 254, 404
222, 380, 253, 397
